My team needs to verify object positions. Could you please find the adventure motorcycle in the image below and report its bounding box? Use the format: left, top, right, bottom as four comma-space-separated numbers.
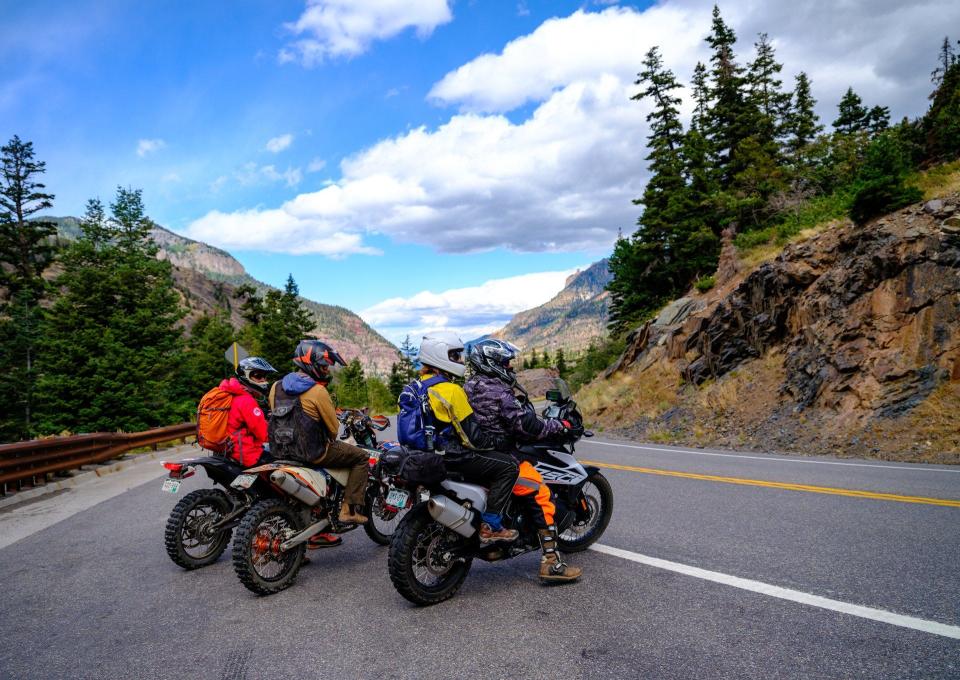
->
337, 407, 389, 449
160, 454, 268, 570
387, 379, 613, 606
229, 456, 381, 595
363, 441, 427, 546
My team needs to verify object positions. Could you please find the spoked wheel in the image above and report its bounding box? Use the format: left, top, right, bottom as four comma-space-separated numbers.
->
164, 488, 233, 569
557, 472, 614, 552
388, 503, 472, 606
232, 499, 305, 595
363, 486, 409, 546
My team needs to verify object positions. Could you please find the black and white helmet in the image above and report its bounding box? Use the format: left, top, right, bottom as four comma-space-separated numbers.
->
468, 338, 520, 385
237, 356, 277, 395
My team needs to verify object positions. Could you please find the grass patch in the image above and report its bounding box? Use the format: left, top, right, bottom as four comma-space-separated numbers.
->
577, 357, 680, 427
911, 159, 960, 199
735, 190, 853, 253
694, 275, 716, 293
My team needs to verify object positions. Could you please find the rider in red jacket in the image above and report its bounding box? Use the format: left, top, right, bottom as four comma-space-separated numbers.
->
220, 357, 276, 467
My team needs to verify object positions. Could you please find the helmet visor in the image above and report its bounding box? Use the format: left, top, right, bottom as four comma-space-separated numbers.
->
448, 348, 464, 364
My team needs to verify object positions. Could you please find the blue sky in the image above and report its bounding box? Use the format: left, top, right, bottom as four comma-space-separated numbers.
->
4, 0, 955, 344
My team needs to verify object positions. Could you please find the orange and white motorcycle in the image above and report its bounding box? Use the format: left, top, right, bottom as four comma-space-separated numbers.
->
229, 457, 379, 595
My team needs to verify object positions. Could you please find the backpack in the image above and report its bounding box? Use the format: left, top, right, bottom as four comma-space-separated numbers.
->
196, 386, 234, 454
268, 384, 327, 463
397, 375, 448, 451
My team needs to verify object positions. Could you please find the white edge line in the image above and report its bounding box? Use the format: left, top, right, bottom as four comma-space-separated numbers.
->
591, 543, 960, 640
587, 440, 960, 473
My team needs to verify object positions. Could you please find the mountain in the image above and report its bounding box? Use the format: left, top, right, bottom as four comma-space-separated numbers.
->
493, 259, 611, 355
579, 194, 960, 463
48, 217, 399, 376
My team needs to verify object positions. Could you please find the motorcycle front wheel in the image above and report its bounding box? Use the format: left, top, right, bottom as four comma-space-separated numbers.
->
164, 488, 233, 570
232, 498, 306, 596
363, 485, 409, 546
557, 471, 614, 553
388, 503, 472, 606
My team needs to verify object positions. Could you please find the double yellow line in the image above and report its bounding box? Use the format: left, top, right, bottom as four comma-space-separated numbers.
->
581, 460, 960, 508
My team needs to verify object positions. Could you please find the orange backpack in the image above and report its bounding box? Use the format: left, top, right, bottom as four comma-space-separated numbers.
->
196, 386, 234, 453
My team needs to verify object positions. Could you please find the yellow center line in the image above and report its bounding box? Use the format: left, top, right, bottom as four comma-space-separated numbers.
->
580, 460, 960, 508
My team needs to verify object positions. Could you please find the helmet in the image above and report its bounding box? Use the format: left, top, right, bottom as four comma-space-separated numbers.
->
292, 339, 346, 383
237, 356, 277, 395
418, 331, 466, 378
468, 338, 520, 385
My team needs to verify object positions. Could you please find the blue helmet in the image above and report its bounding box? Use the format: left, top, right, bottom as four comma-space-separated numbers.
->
468, 338, 520, 385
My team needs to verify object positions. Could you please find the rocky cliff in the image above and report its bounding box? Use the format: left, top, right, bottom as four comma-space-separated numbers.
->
580, 196, 960, 462
48, 217, 399, 376
495, 259, 611, 354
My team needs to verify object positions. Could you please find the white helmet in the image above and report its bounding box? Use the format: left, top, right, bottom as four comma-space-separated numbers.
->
418, 331, 466, 377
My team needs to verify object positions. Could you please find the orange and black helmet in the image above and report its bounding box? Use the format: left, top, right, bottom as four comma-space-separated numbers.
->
292, 339, 346, 382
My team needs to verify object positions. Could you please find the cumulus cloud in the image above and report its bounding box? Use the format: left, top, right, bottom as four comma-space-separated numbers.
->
361, 269, 579, 343
136, 138, 166, 157
191, 1, 958, 258
279, 0, 453, 66
265, 133, 294, 153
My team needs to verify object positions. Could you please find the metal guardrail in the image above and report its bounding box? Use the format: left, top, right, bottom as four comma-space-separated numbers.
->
0, 423, 195, 495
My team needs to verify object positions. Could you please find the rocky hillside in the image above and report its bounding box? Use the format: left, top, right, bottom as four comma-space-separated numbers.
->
579, 196, 960, 463
48, 217, 399, 376
495, 259, 611, 354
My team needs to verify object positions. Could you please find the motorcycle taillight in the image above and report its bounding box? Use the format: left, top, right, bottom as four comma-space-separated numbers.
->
162, 462, 195, 479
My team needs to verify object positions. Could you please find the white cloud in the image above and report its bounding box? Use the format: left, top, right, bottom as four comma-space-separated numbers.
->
136, 138, 166, 157
279, 0, 453, 66
266, 133, 294, 153
192, 2, 959, 258
307, 157, 326, 172
361, 269, 579, 343
236, 162, 302, 188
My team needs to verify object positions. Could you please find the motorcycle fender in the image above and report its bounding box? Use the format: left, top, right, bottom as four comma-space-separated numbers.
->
582, 465, 601, 478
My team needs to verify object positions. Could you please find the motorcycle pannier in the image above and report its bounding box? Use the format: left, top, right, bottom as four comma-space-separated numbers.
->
398, 451, 446, 486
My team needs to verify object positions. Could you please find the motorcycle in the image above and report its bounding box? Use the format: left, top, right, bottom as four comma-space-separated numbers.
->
337, 407, 389, 449
229, 453, 383, 596
387, 378, 613, 606
160, 453, 268, 570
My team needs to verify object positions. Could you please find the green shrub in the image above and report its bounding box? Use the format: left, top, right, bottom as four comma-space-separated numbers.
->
694, 275, 716, 292
849, 178, 922, 225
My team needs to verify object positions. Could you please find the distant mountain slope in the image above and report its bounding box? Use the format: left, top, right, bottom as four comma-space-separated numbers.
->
48, 217, 398, 376
494, 259, 611, 354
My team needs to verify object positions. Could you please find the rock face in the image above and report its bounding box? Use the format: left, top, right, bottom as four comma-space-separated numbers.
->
494, 259, 612, 354
48, 217, 399, 376
587, 194, 960, 460
516, 368, 561, 398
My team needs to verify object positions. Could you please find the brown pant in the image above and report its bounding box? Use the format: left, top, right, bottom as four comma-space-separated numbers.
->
313, 439, 369, 506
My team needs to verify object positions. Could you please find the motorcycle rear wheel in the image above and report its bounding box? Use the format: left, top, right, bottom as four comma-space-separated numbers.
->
363, 486, 408, 546
232, 498, 305, 596
388, 503, 472, 606
164, 488, 233, 570
557, 471, 613, 553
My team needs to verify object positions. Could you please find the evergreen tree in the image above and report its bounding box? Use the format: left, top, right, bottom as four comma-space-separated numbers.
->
180, 313, 236, 405
36, 189, 185, 434
833, 87, 870, 134
746, 33, 790, 151
555, 347, 567, 377
541, 349, 551, 368
0, 136, 57, 440
784, 72, 823, 156
865, 105, 891, 134
388, 362, 406, 401
849, 132, 923, 225
931, 36, 957, 86
924, 47, 960, 160
239, 275, 314, 371
529, 348, 540, 369
335, 358, 368, 408
690, 61, 711, 132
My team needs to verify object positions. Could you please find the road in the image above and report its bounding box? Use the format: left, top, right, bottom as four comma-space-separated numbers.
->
1, 436, 958, 679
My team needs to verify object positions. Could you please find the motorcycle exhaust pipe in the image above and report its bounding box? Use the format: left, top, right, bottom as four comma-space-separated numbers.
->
270, 470, 321, 506
427, 496, 477, 538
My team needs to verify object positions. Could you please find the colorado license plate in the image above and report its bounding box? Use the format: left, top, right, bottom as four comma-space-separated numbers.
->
385, 488, 410, 509
161, 479, 181, 494
231, 474, 257, 490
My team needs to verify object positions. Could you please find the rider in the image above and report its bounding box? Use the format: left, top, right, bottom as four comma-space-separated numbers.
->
414, 332, 520, 543
465, 338, 583, 584
219, 356, 276, 467
269, 339, 370, 527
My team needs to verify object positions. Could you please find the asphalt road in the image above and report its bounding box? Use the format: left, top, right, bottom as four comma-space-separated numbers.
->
1, 437, 959, 679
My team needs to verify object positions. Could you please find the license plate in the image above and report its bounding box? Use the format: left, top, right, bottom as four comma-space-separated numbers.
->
385, 488, 410, 509
161, 479, 181, 494
231, 474, 257, 490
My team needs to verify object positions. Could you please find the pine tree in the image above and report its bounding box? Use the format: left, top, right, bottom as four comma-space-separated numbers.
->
923, 43, 960, 161
529, 348, 539, 369
541, 349, 551, 368
784, 72, 823, 156
388, 362, 406, 400
833, 87, 869, 134
0, 136, 57, 440
241, 275, 315, 371
36, 190, 185, 434
690, 61, 711, 132
866, 105, 891, 134
931, 36, 957, 86
746, 33, 790, 151
335, 358, 368, 408
180, 313, 236, 404
555, 347, 567, 377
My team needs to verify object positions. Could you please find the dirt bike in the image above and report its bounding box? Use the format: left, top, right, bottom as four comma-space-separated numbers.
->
160, 453, 269, 570
229, 454, 382, 596
337, 407, 389, 449
387, 378, 613, 606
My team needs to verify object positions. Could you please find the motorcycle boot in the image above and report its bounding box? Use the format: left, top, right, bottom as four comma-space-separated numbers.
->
538, 525, 582, 583
338, 501, 368, 524
479, 523, 519, 543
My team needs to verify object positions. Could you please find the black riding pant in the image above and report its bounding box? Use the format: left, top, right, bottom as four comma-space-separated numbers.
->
445, 450, 519, 516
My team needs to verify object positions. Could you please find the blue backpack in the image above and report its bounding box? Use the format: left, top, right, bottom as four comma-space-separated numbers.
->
397, 375, 448, 451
